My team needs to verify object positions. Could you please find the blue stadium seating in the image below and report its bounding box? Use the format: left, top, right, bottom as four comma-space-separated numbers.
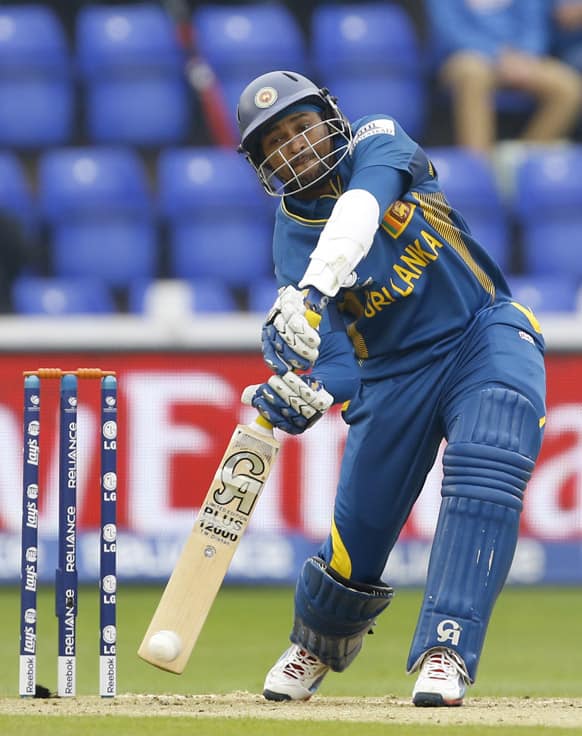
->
0, 152, 34, 230
76, 3, 190, 144
12, 276, 116, 315
312, 3, 422, 77
312, 3, 426, 139
158, 147, 272, 286
196, 3, 308, 78
495, 90, 535, 114
38, 147, 157, 287
168, 220, 272, 288
514, 146, 582, 278
326, 76, 426, 141
195, 3, 308, 128
427, 146, 511, 272
507, 274, 580, 313
247, 276, 279, 313
0, 5, 73, 146
158, 146, 266, 216
128, 278, 237, 314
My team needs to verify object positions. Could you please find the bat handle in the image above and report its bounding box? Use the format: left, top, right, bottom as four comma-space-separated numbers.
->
304, 286, 328, 322
243, 290, 325, 433
254, 415, 274, 432
305, 309, 321, 329
241, 385, 273, 432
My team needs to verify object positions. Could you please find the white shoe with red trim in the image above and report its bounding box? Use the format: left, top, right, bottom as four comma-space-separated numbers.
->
263, 644, 330, 701
412, 647, 469, 707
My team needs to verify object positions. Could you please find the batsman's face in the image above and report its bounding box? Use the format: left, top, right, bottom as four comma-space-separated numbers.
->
260, 111, 334, 195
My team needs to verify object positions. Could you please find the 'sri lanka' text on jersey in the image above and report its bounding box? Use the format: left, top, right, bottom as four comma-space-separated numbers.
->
272, 115, 527, 379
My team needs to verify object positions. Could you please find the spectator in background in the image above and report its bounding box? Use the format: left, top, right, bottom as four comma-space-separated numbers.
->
552, 0, 582, 72
424, 0, 582, 155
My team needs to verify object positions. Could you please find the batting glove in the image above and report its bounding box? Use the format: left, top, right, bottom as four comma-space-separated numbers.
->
242, 371, 333, 435
262, 285, 321, 375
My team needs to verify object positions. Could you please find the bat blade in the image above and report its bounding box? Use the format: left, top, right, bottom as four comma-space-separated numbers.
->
138, 420, 280, 673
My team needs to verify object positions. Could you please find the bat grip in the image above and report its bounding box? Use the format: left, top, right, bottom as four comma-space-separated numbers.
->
254, 415, 274, 432
305, 309, 321, 329
304, 286, 328, 320
244, 293, 325, 432
241, 385, 273, 432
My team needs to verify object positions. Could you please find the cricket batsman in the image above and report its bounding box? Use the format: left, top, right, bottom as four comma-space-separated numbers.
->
237, 70, 546, 706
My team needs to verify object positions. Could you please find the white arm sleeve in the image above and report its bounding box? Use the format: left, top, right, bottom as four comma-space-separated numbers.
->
298, 188, 380, 297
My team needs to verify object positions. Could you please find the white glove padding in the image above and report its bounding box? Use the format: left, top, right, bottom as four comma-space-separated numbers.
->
264, 285, 321, 373
243, 371, 333, 435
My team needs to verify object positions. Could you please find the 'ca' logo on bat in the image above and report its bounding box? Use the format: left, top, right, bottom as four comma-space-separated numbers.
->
214, 451, 266, 515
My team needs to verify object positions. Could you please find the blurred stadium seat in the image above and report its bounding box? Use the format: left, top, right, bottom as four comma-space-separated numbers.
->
38, 147, 157, 287
0, 152, 34, 230
311, 3, 425, 139
507, 274, 580, 313
495, 89, 535, 114
195, 3, 307, 78
427, 146, 511, 272
76, 3, 190, 144
514, 146, 582, 278
247, 276, 279, 313
158, 147, 272, 286
158, 145, 266, 215
312, 3, 421, 77
326, 76, 426, 141
12, 276, 116, 315
128, 278, 237, 315
0, 5, 73, 146
195, 3, 308, 127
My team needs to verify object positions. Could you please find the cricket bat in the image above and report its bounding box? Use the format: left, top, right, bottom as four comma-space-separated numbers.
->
139, 302, 322, 673
137, 410, 280, 673
163, 0, 237, 148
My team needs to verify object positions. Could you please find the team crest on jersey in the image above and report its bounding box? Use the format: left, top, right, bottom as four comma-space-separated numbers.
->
382, 200, 416, 238
255, 86, 278, 108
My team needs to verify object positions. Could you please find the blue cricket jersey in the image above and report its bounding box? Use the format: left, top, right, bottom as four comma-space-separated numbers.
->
271, 115, 536, 387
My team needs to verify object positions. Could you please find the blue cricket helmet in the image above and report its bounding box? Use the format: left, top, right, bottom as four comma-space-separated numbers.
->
237, 70, 352, 196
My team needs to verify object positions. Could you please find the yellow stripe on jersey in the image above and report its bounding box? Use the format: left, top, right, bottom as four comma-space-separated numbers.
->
510, 301, 543, 334
280, 176, 343, 225
339, 291, 369, 359
412, 191, 496, 301
281, 198, 329, 225
330, 518, 352, 579
539, 416, 546, 428
347, 323, 369, 359
328, 176, 344, 198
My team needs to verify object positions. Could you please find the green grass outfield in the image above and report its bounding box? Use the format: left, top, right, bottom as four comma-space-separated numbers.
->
0, 717, 577, 736
0, 585, 580, 735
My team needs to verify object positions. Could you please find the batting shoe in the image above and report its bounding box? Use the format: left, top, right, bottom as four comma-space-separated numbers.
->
263, 644, 330, 701
412, 647, 469, 707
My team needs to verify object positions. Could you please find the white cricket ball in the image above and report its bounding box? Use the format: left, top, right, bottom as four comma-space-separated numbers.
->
147, 630, 182, 662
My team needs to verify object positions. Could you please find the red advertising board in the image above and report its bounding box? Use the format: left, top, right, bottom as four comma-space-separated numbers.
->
0, 351, 580, 584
